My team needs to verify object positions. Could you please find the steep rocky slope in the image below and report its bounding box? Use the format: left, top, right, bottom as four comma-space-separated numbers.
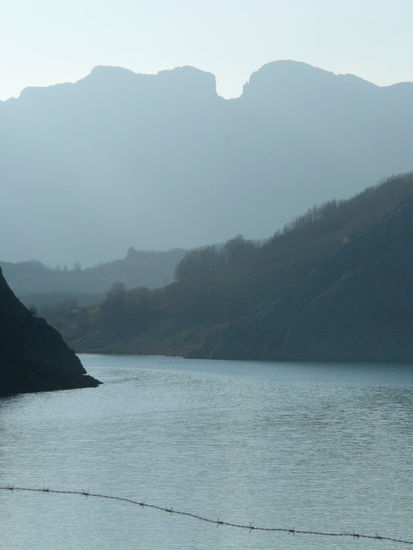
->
198, 196, 413, 361
0, 268, 100, 395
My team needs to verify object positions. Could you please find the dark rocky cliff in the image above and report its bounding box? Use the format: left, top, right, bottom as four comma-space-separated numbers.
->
0, 268, 100, 395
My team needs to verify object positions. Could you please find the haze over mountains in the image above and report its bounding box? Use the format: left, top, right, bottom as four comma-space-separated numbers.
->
0, 246, 186, 309
2, 60, 413, 266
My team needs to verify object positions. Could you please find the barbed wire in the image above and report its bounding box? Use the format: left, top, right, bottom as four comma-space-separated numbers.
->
1, 485, 413, 545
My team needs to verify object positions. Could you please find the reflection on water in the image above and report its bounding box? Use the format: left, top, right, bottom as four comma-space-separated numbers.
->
0, 355, 413, 550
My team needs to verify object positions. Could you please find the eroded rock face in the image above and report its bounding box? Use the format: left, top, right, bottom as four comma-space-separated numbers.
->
0, 268, 101, 395
200, 197, 413, 362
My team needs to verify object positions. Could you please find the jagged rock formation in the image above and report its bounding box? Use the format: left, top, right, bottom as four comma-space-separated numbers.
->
2, 61, 413, 266
0, 268, 100, 395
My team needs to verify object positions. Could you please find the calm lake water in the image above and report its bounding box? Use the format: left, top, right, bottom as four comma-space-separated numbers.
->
1, 354, 413, 550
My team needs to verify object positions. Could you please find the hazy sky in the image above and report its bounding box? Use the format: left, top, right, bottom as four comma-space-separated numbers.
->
1, 0, 413, 101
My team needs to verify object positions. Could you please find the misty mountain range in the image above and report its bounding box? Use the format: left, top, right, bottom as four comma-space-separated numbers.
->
0, 246, 186, 308
2, 60, 413, 266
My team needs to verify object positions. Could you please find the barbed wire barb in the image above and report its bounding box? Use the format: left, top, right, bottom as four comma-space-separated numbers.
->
1, 485, 413, 545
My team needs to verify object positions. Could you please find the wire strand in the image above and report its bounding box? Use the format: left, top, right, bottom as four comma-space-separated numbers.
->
1, 485, 412, 545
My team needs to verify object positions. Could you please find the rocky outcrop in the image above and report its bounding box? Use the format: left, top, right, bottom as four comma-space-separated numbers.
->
0, 268, 100, 395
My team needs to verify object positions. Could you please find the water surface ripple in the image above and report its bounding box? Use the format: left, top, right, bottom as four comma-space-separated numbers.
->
1, 355, 412, 549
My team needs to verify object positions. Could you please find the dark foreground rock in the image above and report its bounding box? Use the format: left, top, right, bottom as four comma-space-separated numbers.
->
0, 268, 101, 395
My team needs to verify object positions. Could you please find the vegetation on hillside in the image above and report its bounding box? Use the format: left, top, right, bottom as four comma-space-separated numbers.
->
44, 172, 413, 360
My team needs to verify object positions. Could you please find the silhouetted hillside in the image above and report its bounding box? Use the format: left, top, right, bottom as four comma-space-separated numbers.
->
1, 61, 413, 266
44, 173, 413, 362
0, 268, 100, 395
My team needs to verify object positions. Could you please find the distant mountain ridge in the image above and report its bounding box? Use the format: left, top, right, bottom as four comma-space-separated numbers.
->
1, 60, 413, 265
0, 247, 186, 308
